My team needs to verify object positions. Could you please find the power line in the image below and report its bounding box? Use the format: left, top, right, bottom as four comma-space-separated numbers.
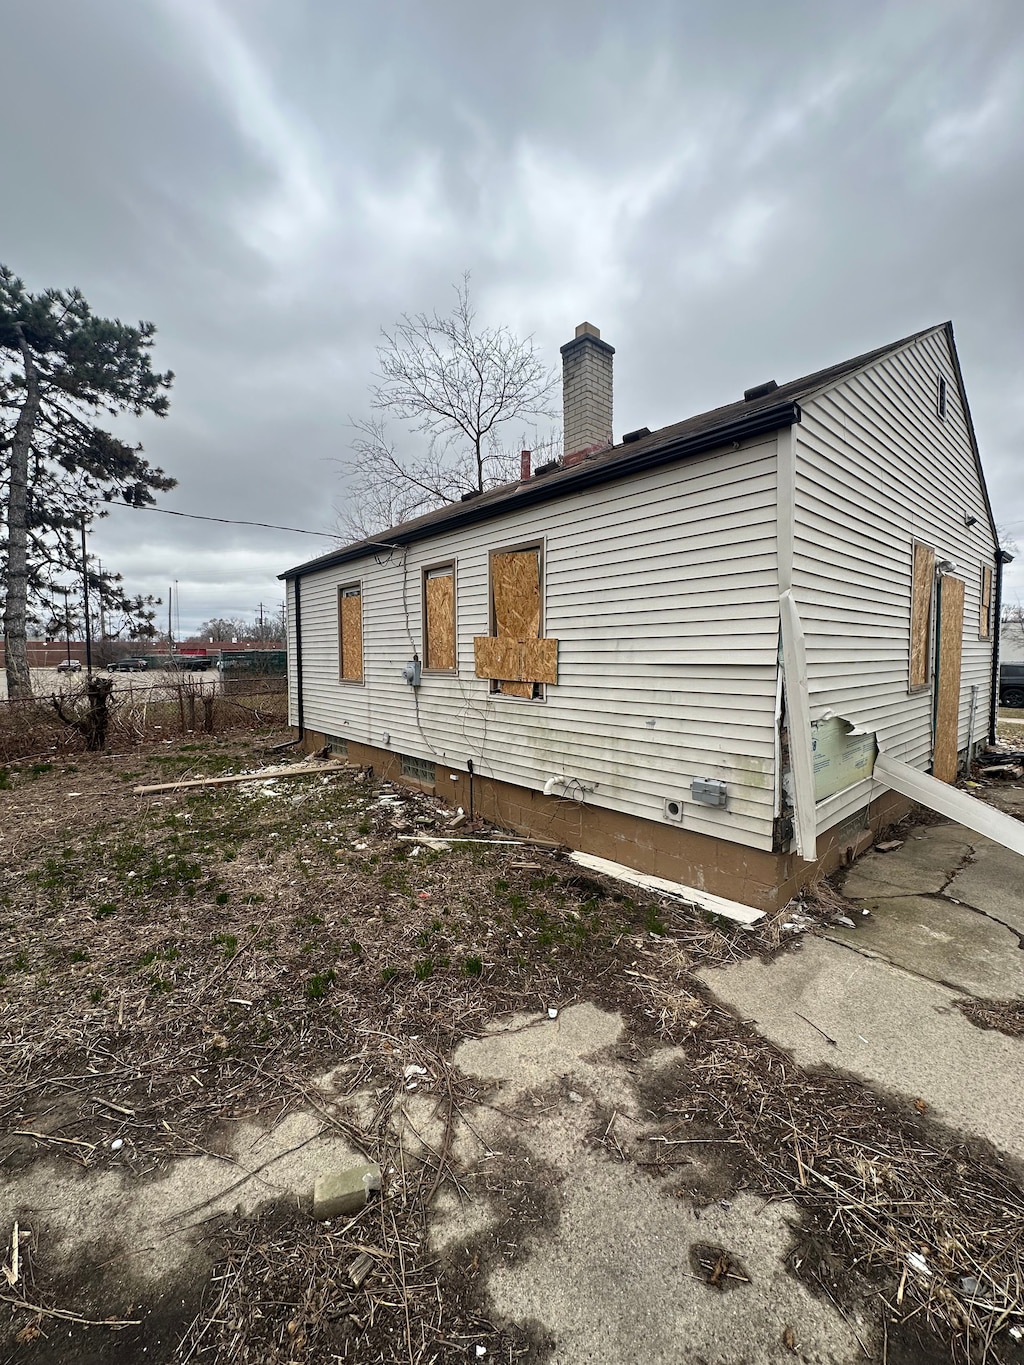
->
109, 502, 340, 538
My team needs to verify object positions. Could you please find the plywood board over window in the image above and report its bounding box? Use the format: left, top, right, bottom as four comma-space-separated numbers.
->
338, 585, 363, 682
473, 547, 557, 698
424, 566, 456, 671
909, 542, 935, 691
933, 575, 965, 783
980, 564, 993, 640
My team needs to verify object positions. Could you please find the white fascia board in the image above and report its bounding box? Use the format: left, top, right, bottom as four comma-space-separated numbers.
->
569, 851, 764, 926
875, 753, 1024, 857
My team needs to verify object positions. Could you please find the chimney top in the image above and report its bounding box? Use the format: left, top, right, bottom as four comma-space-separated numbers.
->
561, 321, 614, 460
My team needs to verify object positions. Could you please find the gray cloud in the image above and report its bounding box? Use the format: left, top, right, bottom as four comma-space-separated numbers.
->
4, 0, 1024, 631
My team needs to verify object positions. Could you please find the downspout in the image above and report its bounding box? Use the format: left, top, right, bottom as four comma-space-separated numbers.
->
990, 550, 1013, 744
294, 576, 305, 742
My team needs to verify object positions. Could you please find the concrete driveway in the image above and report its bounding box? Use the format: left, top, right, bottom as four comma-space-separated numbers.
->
697, 817, 1024, 1169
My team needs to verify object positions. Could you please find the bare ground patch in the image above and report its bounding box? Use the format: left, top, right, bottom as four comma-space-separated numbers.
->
0, 732, 1022, 1362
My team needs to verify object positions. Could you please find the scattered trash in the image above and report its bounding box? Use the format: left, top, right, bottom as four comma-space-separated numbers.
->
404, 1064, 428, 1080
961, 1275, 980, 1295
568, 1091, 584, 1104
475, 1348, 487, 1359
110, 1138, 124, 1151
547, 1007, 559, 1019
906, 1251, 932, 1278
833, 915, 855, 927
874, 839, 904, 853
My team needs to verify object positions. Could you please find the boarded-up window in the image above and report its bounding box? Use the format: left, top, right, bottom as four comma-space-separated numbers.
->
980, 564, 992, 639
423, 565, 456, 671
338, 585, 363, 682
909, 542, 935, 690
479, 547, 551, 699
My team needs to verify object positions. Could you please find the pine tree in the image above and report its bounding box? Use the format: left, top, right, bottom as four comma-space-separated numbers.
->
0, 267, 175, 698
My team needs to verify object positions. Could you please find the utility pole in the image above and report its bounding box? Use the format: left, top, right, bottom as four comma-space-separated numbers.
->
168, 584, 173, 656
80, 517, 93, 678
97, 560, 108, 641
258, 601, 265, 640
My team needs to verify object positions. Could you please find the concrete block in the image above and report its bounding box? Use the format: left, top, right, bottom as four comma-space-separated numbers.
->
312, 1160, 382, 1220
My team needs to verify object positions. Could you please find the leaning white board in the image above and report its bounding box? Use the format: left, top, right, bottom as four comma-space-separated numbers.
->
875, 754, 1024, 857
569, 851, 764, 926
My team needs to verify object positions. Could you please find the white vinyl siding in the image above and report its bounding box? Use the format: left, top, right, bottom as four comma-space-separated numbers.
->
295, 440, 781, 850
791, 327, 996, 832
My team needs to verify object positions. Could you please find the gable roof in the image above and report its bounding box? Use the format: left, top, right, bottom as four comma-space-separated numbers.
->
281, 322, 954, 581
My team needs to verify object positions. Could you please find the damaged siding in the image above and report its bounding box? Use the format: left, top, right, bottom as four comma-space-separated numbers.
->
792, 327, 996, 833
297, 441, 781, 850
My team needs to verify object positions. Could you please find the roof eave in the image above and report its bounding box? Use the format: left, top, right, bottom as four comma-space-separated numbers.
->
280, 400, 802, 581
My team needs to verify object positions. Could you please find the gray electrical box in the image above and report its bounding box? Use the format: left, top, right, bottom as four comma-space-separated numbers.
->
401, 658, 422, 687
691, 777, 728, 807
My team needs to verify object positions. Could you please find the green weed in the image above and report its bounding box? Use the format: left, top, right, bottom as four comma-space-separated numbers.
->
305, 970, 337, 1001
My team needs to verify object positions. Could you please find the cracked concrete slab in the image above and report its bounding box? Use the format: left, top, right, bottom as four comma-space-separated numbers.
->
454, 1002, 633, 1110
839, 824, 975, 898
487, 1162, 862, 1365
946, 841, 1024, 938
446, 1002, 864, 1364
697, 937, 1024, 1167
2, 1108, 361, 1285
825, 895, 1024, 998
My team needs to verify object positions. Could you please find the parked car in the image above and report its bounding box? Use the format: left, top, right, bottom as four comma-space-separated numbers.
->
1000, 663, 1024, 709
56, 659, 82, 673
107, 657, 149, 672
169, 654, 216, 672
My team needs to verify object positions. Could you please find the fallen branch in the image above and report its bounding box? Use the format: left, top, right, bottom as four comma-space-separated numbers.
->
0, 1292, 142, 1328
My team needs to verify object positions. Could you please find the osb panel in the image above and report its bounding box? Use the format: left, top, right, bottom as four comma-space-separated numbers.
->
473, 636, 558, 684
910, 542, 935, 689
980, 565, 992, 639
425, 573, 455, 670
339, 592, 363, 681
933, 575, 965, 783
492, 550, 540, 696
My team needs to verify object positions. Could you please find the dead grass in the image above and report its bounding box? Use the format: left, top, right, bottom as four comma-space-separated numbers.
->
1, 731, 1023, 1362
633, 981, 1024, 1363
955, 997, 1024, 1040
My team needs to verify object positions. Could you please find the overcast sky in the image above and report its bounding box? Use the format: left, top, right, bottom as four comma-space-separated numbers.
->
4, 0, 1024, 633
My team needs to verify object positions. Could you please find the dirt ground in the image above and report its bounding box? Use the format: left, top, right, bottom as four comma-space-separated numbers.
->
1, 727, 1023, 1363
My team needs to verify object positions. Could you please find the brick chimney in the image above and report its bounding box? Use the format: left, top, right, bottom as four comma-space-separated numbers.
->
560, 322, 614, 465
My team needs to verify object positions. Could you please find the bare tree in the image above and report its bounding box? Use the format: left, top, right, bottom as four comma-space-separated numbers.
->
338, 278, 557, 539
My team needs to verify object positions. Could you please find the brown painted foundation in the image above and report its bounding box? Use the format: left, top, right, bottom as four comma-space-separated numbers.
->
301, 731, 915, 912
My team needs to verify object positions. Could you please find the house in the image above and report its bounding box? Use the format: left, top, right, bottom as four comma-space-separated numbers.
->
280, 321, 1004, 911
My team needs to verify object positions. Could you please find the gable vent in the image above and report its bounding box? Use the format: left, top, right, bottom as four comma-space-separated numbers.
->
743, 380, 778, 402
